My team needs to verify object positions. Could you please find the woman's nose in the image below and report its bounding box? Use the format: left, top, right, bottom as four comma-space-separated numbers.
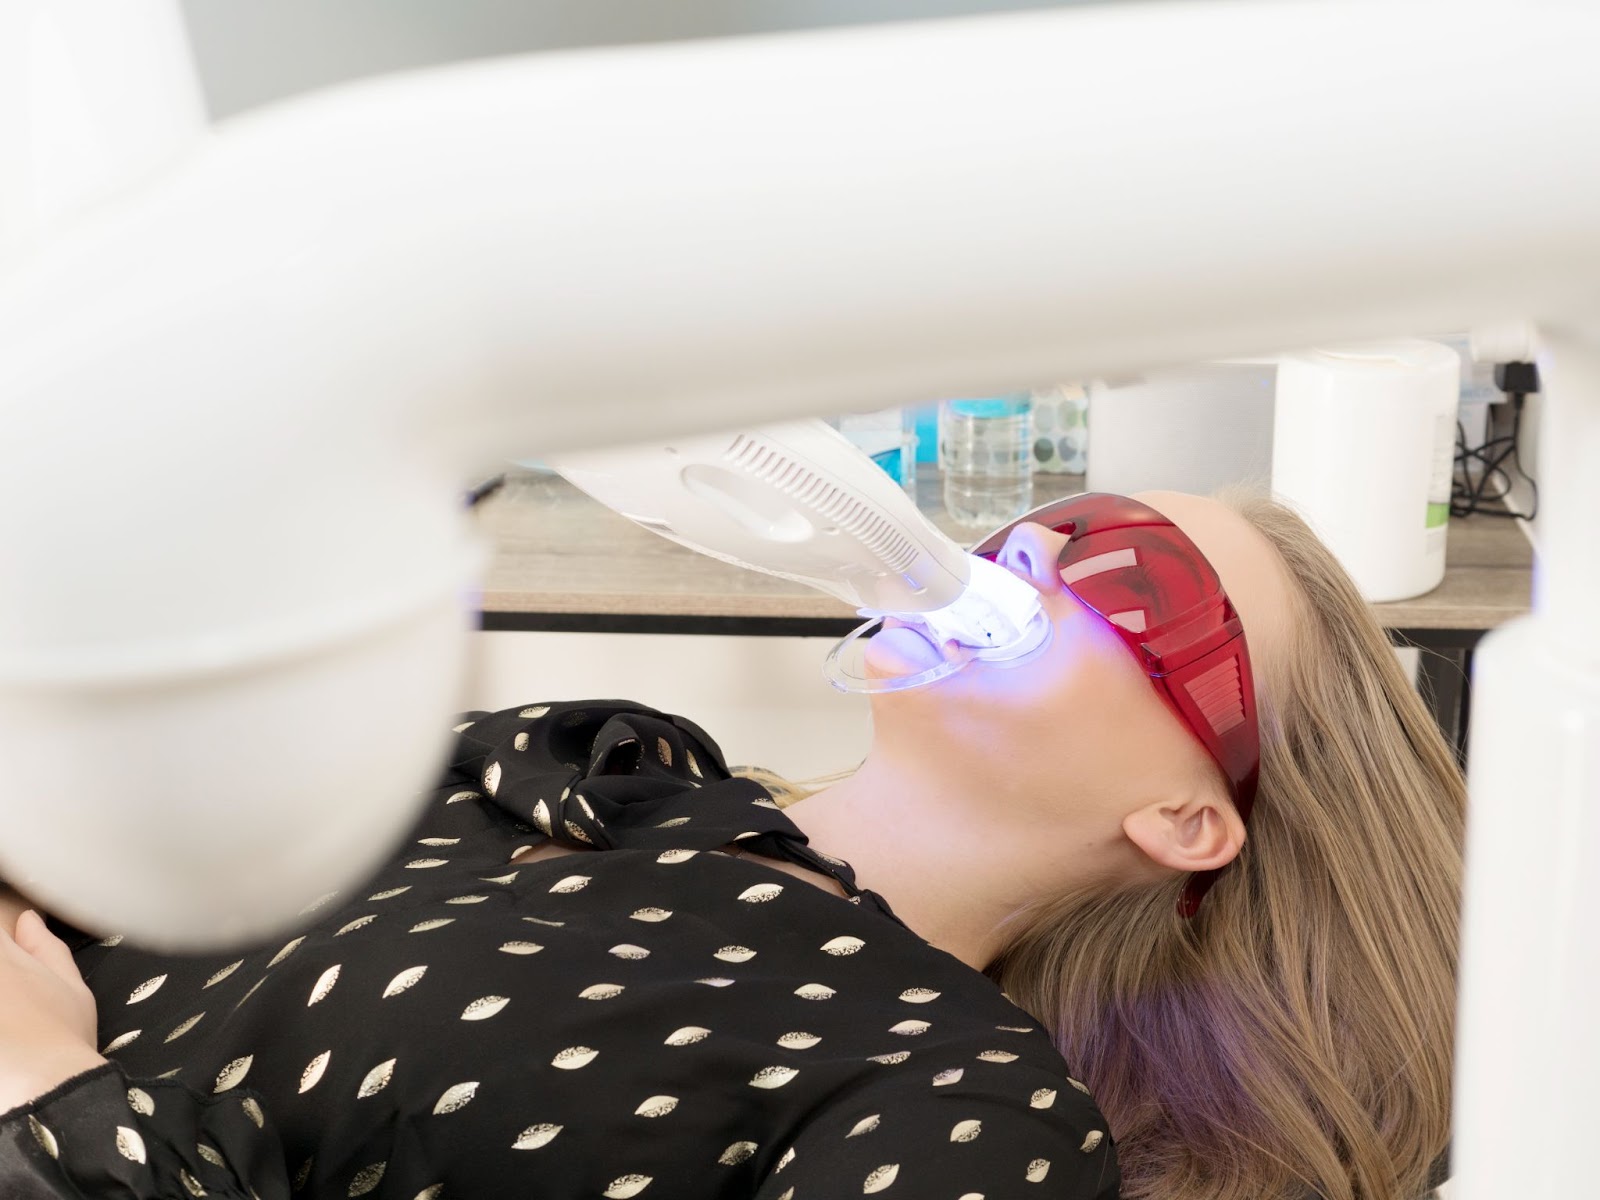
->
993, 522, 1068, 592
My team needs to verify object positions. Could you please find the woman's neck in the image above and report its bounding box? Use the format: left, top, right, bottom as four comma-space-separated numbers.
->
780, 755, 1054, 974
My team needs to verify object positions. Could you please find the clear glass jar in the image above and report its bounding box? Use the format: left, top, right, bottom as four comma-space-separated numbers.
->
938, 395, 1034, 528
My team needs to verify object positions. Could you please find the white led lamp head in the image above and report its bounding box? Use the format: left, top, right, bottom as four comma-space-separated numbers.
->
546, 418, 1052, 696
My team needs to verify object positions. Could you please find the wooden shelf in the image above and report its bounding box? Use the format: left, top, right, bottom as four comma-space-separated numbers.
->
472, 467, 1533, 633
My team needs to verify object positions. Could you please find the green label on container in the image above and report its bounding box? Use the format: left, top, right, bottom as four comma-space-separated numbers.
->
1426, 501, 1450, 529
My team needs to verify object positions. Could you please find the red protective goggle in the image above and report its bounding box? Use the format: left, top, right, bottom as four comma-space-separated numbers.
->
970, 493, 1260, 917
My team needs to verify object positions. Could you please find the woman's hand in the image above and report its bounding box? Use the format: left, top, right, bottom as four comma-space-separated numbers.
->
0, 910, 107, 1114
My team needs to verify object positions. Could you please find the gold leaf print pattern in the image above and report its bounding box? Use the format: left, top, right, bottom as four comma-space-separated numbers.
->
821, 935, 865, 955
867, 1051, 909, 1065
775, 1146, 796, 1172
405, 858, 448, 869
664, 1026, 711, 1046
198, 1143, 226, 1167
181, 1169, 205, 1197
409, 918, 455, 933
548, 874, 591, 894
484, 761, 502, 796
299, 890, 338, 916
309, 965, 342, 1006
417, 837, 460, 847
215, 1056, 253, 1092
579, 983, 625, 1000
294, 1158, 314, 1190
997, 1024, 1035, 1033
630, 907, 673, 922
577, 795, 598, 823
480, 871, 520, 885
749, 1066, 799, 1089
696, 976, 736, 987
523, 916, 566, 927
164, 1012, 205, 1043
241, 1097, 265, 1129
445, 894, 488, 905
1029, 1088, 1057, 1109
127, 974, 167, 1005
863, 1163, 900, 1193
656, 736, 673, 766
656, 849, 697, 864
686, 748, 702, 777
976, 1050, 1018, 1063
98, 933, 124, 947
268, 936, 306, 967
358, 1059, 396, 1099
609, 943, 650, 959
888, 1019, 931, 1036
102, 1030, 141, 1054
462, 995, 510, 1021
383, 966, 428, 997
445, 790, 479, 804
514, 731, 530, 751
932, 1068, 964, 1086
655, 816, 692, 829
1067, 1076, 1091, 1094
738, 882, 784, 903
532, 800, 552, 834
777, 1032, 820, 1049
713, 945, 756, 963
899, 988, 940, 1003
116, 1126, 147, 1164
433, 1082, 479, 1115
551, 1046, 598, 1070
718, 1141, 757, 1165
300, 1051, 332, 1094
1025, 1158, 1051, 1183
634, 1095, 679, 1117
603, 1174, 653, 1199
204, 960, 244, 989
793, 983, 835, 1000
846, 1114, 880, 1137
1081, 1130, 1105, 1153
499, 941, 543, 955
127, 1087, 155, 1116
336, 915, 377, 935
349, 1161, 386, 1196
28, 1116, 58, 1159
519, 705, 551, 718
513, 1123, 563, 1150
368, 887, 411, 902
415, 1187, 444, 1200
951, 1119, 983, 1142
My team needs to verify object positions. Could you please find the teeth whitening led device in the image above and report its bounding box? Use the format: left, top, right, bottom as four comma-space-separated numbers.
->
546, 419, 1054, 693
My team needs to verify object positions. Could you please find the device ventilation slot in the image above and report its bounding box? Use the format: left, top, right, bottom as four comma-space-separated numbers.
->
726, 435, 919, 572
1185, 658, 1246, 733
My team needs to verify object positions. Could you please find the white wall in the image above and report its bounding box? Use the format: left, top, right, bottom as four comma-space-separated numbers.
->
463, 631, 874, 782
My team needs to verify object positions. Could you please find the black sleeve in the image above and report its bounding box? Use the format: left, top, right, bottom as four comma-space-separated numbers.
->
750, 1065, 1121, 1200
0, 1062, 289, 1199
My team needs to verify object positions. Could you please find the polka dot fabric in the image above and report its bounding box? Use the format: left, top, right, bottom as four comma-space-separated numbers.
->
1, 699, 1120, 1199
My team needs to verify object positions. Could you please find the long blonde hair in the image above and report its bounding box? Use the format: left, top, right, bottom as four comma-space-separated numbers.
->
735, 491, 1462, 1200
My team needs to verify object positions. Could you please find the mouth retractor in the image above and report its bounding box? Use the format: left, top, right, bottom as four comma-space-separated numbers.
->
823, 555, 1053, 694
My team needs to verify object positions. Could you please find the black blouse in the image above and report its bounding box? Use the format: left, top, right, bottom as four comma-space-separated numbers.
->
1, 699, 1121, 1200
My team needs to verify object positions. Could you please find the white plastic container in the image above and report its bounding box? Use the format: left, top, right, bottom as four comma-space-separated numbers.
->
1271, 340, 1460, 603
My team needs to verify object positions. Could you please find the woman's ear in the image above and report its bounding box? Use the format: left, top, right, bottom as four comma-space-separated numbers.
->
1121, 788, 1246, 875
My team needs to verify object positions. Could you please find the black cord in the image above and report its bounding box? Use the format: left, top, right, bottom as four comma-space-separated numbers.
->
1452, 392, 1537, 519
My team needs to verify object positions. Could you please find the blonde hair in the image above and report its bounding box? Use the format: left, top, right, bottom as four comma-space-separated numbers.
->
735, 491, 1462, 1200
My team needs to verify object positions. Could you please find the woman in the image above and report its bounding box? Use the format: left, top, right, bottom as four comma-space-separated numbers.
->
0, 489, 1461, 1200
